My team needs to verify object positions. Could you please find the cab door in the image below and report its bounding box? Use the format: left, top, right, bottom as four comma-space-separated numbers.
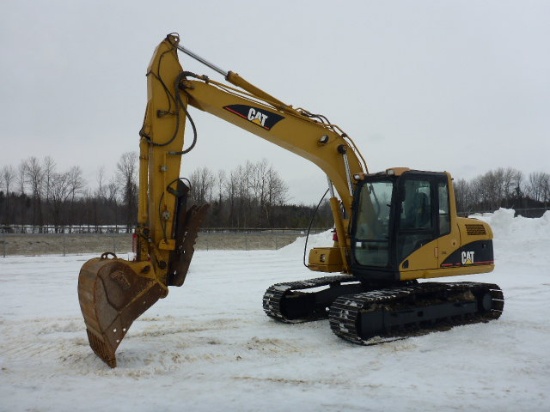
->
395, 174, 441, 275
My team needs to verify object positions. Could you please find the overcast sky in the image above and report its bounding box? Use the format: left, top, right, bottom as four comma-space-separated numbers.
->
1, 0, 549, 204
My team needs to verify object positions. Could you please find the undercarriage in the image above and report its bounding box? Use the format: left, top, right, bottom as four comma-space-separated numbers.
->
263, 276, 504, 344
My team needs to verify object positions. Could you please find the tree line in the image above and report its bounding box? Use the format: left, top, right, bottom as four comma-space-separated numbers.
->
0, 154, 332, 233
0, 153, 138, 232
187, 159, 332, 228
1, 155, 548, 233
454, 167, 550, 217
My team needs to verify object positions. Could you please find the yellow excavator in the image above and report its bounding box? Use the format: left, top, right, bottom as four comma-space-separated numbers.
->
78, 34, 503, 367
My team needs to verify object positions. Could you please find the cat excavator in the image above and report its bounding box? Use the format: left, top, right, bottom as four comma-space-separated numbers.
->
78, 34, 503, 367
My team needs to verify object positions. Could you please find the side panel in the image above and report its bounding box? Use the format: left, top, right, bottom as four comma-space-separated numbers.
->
440, 240, 494, 269
398, 238, 438, 280
400, 238, 494, 280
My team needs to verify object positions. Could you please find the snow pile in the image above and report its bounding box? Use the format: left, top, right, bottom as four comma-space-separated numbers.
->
472, 208, 550, 272
473, 208, 550, 242
276, 228, 333, 255
1, 210, 549, 411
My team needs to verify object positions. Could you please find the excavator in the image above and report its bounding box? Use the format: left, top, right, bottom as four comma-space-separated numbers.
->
78, 34, 504, 367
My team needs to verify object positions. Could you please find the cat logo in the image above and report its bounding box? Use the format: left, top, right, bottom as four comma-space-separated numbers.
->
461, 251, 475, 265
247, 108, 268, 127
224, 104, 284, 131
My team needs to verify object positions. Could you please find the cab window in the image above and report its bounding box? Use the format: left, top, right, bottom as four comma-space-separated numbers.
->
353, 180, 393, 267
397, 179, 434, 262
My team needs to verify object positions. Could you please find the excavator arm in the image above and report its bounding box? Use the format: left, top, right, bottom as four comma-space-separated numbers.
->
78, 34, 366, 367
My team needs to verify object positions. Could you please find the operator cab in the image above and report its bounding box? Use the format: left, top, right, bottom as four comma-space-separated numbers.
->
350, 169, 452, 281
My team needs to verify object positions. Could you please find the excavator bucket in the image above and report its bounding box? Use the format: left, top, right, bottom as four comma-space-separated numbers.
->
77, 254, 167, 367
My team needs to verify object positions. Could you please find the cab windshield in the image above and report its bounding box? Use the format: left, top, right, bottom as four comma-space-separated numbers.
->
352, 179, 394, 267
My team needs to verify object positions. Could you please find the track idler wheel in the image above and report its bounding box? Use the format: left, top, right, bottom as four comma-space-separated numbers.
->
77, 253, 167, 367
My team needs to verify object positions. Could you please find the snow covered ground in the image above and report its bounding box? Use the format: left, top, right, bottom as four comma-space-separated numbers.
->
1, 209, 549, 411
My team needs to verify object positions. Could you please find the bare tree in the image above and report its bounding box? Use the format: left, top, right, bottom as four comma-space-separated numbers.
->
17, 162, 26, 195
216, 169, 226, 205
527, 172, 550, 203
247, 159, 288, 226
265, 167, 288, 205
43, 156, 56, 204
23, 157, 45, 230
24, 157, 44, 196
225, 167, 240, 226
67, 166, 86, 226
90, 167, 108, 229
454, 179, 471, 214
237, 162, 254, 226
1, 166, 15, 193
483, 170, 503, 210
117, 152, 138, 230
107, 179, 120, 231
248, 159, 268, 206
500, 168, 523, 208
189, 166, 215, 205
1, 166, 16, 224
67, 166, 85, 201
95, 167, 107, 200
49, 171, 72, 231
208, 169, 227, 226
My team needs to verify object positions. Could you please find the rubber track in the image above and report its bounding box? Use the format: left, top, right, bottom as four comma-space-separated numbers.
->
262, 275, 356, 323
329, 282, 504, 345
